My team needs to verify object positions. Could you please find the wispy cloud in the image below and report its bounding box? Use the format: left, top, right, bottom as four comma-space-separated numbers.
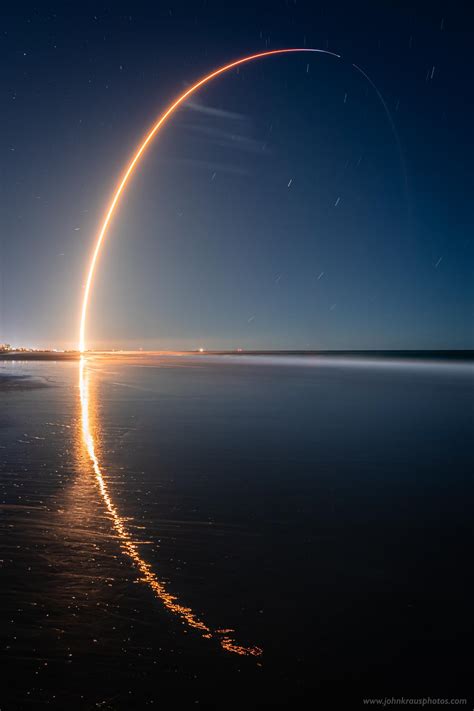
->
180, 122, 266, 154
173, 97, 270, 169
184, 98, 246, 121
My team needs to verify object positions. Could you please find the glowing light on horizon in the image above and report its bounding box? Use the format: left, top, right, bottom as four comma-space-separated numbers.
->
79, 356, 262, 656
78, 47, 340, 352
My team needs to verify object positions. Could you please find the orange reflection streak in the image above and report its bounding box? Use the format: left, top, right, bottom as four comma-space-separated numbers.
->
79, 356, 262, 657
78, 47, 340, 352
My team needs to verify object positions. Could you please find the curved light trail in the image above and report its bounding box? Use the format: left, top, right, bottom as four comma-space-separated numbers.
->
79, 356, 262, 656
76, 48, 402, 660
78, 47, 340, 352
77, 50, 342, 658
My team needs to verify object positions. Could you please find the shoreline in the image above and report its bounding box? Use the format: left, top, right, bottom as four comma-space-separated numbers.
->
1, 349, 473, 362
0, 352, 80, 361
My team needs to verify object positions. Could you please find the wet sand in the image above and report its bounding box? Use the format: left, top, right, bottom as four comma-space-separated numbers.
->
1, 355, 473, 708
0, 373, 52, 391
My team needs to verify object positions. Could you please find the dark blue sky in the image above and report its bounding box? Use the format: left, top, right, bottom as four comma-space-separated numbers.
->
2, 2, 472, 350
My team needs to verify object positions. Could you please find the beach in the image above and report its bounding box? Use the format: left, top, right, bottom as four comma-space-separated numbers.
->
1, 353, 473, 707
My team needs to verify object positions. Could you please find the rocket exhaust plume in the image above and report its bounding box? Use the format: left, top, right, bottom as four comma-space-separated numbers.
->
78, 48, 340, 351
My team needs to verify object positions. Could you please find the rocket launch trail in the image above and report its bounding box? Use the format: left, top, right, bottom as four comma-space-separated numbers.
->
78, 48, 341, 352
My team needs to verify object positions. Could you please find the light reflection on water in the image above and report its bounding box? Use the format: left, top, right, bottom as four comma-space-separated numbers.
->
3, 354, 473, 707
78, 356, 262, 657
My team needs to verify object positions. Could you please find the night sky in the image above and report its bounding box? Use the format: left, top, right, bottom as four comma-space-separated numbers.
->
2, 2, 473, 350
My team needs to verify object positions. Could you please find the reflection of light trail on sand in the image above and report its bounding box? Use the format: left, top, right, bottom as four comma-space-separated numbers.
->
78, 47, 341, 352
78, 356, 262, 657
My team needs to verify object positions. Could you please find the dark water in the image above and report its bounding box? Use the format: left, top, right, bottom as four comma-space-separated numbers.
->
1, 355, 473, 709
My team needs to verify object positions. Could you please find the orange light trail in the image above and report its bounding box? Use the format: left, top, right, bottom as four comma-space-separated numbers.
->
78, 47, 340, 352
79, 356, 262, 656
